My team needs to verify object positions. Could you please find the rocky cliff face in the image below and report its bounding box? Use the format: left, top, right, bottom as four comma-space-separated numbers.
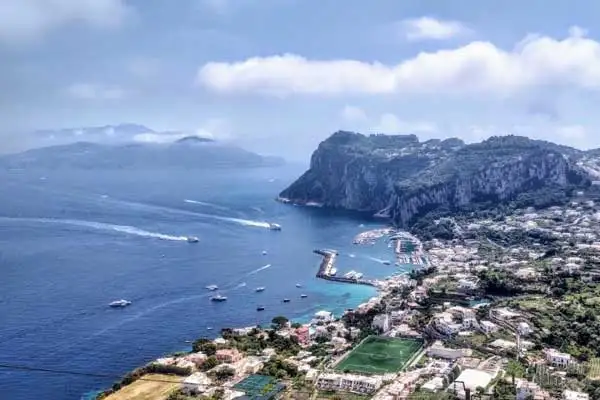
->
279, 132, 592, 227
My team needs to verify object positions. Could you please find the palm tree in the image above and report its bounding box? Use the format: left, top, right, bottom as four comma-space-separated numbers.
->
506, 359, 524, 386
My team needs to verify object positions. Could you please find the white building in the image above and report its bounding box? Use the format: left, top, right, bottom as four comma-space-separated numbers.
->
492, 308, 520, 321
434, 313, 462, 335
182, 372, 212, 394
372, 314, 391, 333
427, 341, 472, 360
545, 349, 571, 368
422, 376, 445, 392
312, 310, 334, 324
564, 390, 590, 400
516, 380, 543, 400
316, 373, 382, 394
517, 322, 533, 336
451, 369, 495, 399
480, 320, 499, 334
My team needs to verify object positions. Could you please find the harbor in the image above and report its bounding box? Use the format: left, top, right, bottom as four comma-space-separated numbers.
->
313, 249, 377, 287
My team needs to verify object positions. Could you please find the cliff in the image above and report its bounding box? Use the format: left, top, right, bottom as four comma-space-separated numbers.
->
279, 132, 592, 227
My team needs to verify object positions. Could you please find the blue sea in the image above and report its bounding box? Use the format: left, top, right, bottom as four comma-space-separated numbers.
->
0, 165, 404, 400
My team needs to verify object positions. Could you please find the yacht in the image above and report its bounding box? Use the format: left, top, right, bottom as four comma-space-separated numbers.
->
255, 287, 266, 292
282, 298, 291, 303
329, 268, 337, 276
355, 272, 364, 279
269, 223, 282, 231
300, 294, 308, 298
256, 306, 265, 311
186, 236, 199, 243
109, 299, 131, 308
206, 284, 219, 291
210, 294, 227, 302
344, 270, 357, 279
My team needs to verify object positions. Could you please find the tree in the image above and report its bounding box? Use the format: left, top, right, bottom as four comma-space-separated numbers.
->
271, 315, 289, 330
201, 356, 219, 371
506, 359, 525, 386
192, 338, 217, 356
291, 322, 302, 329
214, 366, 235, 381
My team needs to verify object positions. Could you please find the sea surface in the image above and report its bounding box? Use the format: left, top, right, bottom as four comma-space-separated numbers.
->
0, 165, 406, 400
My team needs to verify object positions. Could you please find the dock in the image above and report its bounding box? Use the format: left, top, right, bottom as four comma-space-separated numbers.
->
313, 249, 377, 287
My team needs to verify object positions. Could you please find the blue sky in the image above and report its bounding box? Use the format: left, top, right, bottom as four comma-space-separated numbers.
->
2, 0, 600, 159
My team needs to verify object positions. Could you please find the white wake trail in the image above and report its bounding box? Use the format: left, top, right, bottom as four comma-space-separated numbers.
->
247, 264, 272, 275
184, 199, 230, 211
0, 217, 189, 242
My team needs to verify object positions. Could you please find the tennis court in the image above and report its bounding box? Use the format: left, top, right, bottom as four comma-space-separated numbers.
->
233, 374, 285, 399
335, 336, 423, 374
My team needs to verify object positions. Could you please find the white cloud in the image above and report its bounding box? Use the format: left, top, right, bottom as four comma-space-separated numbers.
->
401, 17, 469, 41
197, 27, 600, 97
133, 132, 188, 144
0, 0, 130, 44
341, 105, 368, 123
66, 83, 127, 100
372, 113, 438, 134
133, 118, 231, 144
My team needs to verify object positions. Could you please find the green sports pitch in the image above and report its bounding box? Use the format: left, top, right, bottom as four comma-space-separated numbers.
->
334, 336, 423, 374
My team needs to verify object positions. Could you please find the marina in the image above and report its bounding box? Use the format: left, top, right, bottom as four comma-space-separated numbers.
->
313, 249, 377, 287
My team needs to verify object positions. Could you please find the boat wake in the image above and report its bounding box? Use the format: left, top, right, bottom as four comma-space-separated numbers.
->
0, 217, 189, 242
235, 282, 247, 288
226, 217, 271, 229
184, 199, 230, 211
248, 264, 272, 275
366, 256, 388, 264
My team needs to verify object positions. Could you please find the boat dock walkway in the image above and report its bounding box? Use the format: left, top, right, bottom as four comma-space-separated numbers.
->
313, 249, 377, 287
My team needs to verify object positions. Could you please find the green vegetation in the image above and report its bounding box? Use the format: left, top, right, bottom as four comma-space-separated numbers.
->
334, 336, 423, 374
261, 357, 299, 379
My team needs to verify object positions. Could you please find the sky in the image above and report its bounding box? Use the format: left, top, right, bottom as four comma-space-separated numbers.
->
3, 0, 600, 159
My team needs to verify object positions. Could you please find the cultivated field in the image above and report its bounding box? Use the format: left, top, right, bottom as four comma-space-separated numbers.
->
103, 374, 182, 400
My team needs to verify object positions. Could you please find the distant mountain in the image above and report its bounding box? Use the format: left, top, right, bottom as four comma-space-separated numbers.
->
280, 131, 599, 227
1, 138, 284, 170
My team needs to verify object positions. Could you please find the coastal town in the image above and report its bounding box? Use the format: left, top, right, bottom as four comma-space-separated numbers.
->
98, 193, 600, 400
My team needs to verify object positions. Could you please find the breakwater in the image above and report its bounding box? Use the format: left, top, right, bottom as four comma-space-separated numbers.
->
313, 249, 377, 287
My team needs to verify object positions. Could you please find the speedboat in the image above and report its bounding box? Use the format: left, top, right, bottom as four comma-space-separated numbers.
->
269, 223, 282, 231
210, 294, 227, 302
187, 236, 199, 243
257, 306, 265, 311
206, 284, 219, 291
283, 298, 290, 303
109, 299, 131, 308
255, 287, 266, 292
383, 260, 391, 265
295, 283, 302, 288
300, 294, 308, 298
207, 327, 213, 331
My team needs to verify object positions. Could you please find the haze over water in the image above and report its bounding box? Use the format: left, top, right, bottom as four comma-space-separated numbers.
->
0, 165, 402, 399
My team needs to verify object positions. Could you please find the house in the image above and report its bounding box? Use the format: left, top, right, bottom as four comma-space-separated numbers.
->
434, 313, 462, 335
372, 314, 391, 333
427, 341, 472, 360
422, 376, 445, 392
492, 308, 520, 321
243, 357, 264, 374
517, 322, 533, 336
215, 348, 242, 363
462, 316, 479, 330
563, 390, 589, 400
182, 372, 212, 394
293, 326, 310, 345
480, 320, 499, 334
184, 352, 207, 367
316, 373, 382, 394
545, 349, 571, 368
313, 310, 334, 323
516, 380, 543, 400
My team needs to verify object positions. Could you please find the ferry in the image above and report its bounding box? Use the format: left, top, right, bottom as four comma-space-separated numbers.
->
206, 284, 219, 291
210, 294, 227, 302
269, 223, 282, 231
255, 287, 266, 292
186, 236, 199, 243
109, 299, 131, 308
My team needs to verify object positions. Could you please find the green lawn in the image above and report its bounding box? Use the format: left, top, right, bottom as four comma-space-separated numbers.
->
334, 336, 423, 374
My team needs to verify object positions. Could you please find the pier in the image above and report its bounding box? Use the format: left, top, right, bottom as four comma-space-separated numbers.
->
313, 249, 377, 287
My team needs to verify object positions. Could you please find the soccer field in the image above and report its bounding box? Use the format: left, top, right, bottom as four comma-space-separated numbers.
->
335, 336, 423, 374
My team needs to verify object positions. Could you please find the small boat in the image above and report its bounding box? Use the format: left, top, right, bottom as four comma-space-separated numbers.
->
269, 223, 282, 231
295, 283, 302, 288
262, 250, 268, 255
207, 327, 213, 331
383, 260, 391, 265
257, 306, 265, 311
300, 294, 307, 298
355, 272, 364, 279
283, 298, 291, 303
255, 287, 266, 292
210, 294, 227, 302
329, 268, 337, 276
206, 284, 219, 291
187, 236, 199, 243
109, 299, 131, 308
